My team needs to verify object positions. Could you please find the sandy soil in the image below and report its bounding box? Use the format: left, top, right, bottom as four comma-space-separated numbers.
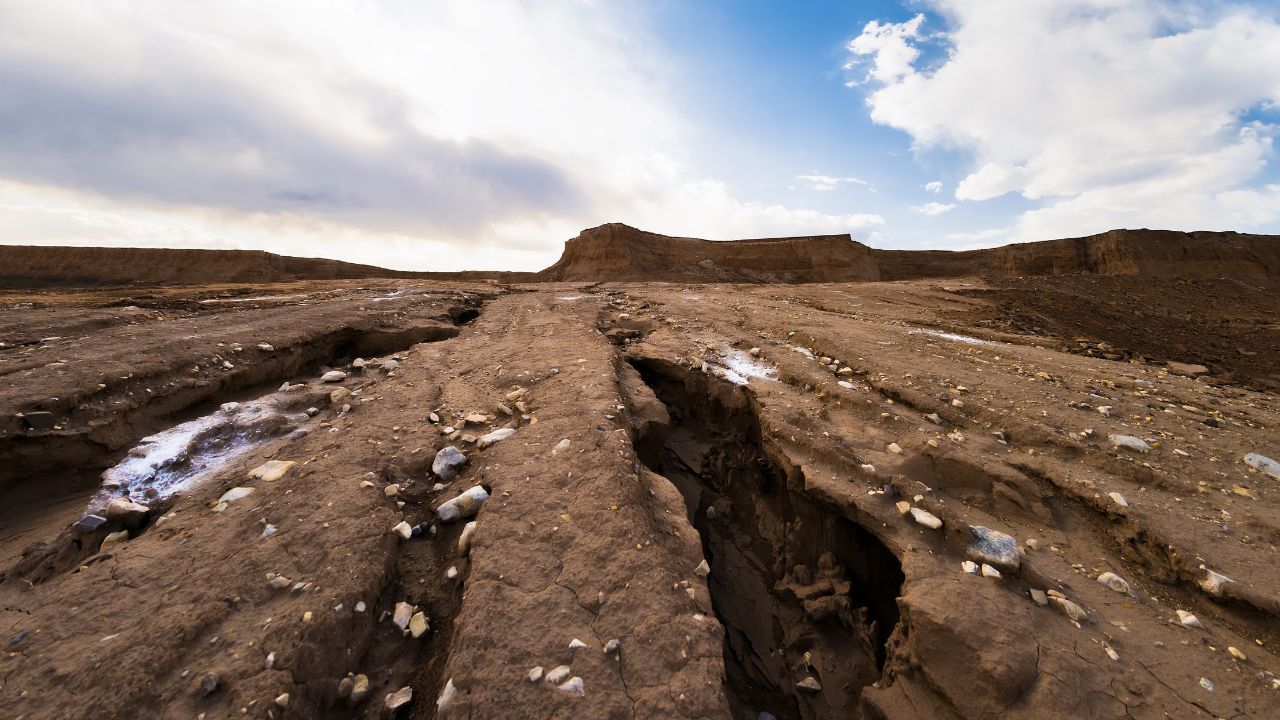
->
1, 276, 1277, 719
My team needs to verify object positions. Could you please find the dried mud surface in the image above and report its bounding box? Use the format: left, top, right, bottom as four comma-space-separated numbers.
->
1, 276, 1278, 719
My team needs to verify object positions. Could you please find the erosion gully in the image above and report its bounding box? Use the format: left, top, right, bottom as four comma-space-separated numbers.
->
627, 356, 904, 720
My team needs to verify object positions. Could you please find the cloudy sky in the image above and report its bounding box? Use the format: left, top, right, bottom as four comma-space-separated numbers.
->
2, 0, 1279, 270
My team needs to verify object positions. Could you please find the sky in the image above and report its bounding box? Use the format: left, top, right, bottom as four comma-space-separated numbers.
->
2, 0, 1279, 271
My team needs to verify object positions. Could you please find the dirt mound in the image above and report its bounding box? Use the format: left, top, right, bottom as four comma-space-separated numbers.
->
0, 245, 428, 288
875, 228, 1280, 283
536, 223, 882, 282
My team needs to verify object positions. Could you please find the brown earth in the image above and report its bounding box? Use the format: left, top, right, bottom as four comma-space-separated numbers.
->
1, 268, 1278, 719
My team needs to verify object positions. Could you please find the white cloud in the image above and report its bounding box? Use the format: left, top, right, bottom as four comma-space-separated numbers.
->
847, 1, 1280, 241
0, 0, 873, 270
912, 202, 956, 216
924, 180, 943, 193
796, 174, 869, 191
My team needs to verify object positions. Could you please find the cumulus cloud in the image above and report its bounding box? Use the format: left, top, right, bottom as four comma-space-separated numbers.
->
847, 1, 1280, 241
912, 202, 956, 216
923, 180, 943, 193
796, 174, 870, 191
0, 0, 875, 270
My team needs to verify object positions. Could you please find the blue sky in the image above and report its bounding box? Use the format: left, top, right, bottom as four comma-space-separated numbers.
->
1, 0, 1279, 269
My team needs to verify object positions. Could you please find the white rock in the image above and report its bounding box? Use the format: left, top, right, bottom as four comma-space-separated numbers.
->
909, 507, 942, 530
1049, 596, 1089, 623
960, 560, 978, 574
274, 693, 289, 707
1176, 610, 1204, 629
545, 665, 571, 684
1104, 645, 1120, 662
1243, 453, 1280, 479
247, 460, 296, 482
1199, 568, 1233, 597
796, 676, 822, 692
557, 677, 585, 695
216, 486, 255, 506
432, 446, 469, 481
320, 370, 348, 383
552, 438, 572, 455
477, 428, 516, 449
409, 612, 429, 638
887, 442, 903, 454
1199, 677, 1214, 692
386, 685, 413, 711
220, 402, 240, 413
981, 564, 1002, 579
604, 639, 620, 653
457, 521, 477, 555
527, 666, 543, 682
694, 559, 711, 577
1109, 434, 1151, 453
1097, 572, 1134, 596
446, 566, 458, 580
569, 638, 587, 650
1107, 492, 1128, 507
393, 602, 414, 630
436, 486, 489, 523
391, 521, 413, 539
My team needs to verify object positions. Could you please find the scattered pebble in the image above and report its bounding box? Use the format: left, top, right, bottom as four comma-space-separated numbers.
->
320, 370, 348, 383
391, 521, 413, 539
528, 666, 543, 682
436, 486, 489, 523
1176, 610, 1204, 629
909, 507, 942, 530
1096, 572, 1134, 596
545, 665, 571, 684
432, 446, 469, 481
385, 685, 413, 712
967, 526, 1021, 572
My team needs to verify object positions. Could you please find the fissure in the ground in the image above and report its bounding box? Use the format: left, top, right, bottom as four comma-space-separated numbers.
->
629, 358, 904, 720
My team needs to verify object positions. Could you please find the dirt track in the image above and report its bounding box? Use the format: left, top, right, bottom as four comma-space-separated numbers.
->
1, 277, 1278, 719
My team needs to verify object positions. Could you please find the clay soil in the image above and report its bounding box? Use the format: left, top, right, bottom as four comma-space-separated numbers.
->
1, 276, 1278, 719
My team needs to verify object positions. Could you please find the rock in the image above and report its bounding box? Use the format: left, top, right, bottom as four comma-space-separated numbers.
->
382, 359, 399, 372
545, 665, 571, 684
104, 498, 150, 529
214, 486, 255, 510
477, 428, 516, 449
247, 460, 296, 482
909, 507, 942, 530
1109, 434, 1151, 453
796, 676, 822, 692
384, 484, 400, 497
350, 674, 370, 703
1199, 677, 1214, 692
446, 566, 459, 580
385, 685, 413, 712
1166, 361, 1209, 377
391, 521, 413, 539
352, 358, 366, 369
967, 526, 1021, 572
274, 693, 289, 708
220, 402, 240, 413
429, 412, 440, 423
1243, 453, 1280, 480
528, 666, 543, 682
894, 501, 910, 515
20, 411, 56, 430
1199, 568, 1232, 596
1097, 572, 1134, 596
435, 486, 489, 523
960, 560, 978, 574
257, 343, 276, 352
925, 413, 942, 424
330, 387, 351, 405
432, 446, 469, 481
887, 442, 903, 454
1096, 405, 1113, 417
694, 559, 711, 577
1029, 589, 1048, 606
409, 612, 429, 638
980, 564, 1002, 579
265, 652, 275, 669
1176, 610, 1204, 629
552, 438, 571, 455
337, 675, 354, 698
99, 530, 129, 551
457, 521, 477, 555
1228, 646, 1247, 661
200, 672, 221, 696
320, 370, 347, 383
268, 574, 292, 590
1049, 596, 1089, 623
749, 347, 761, 357
1107, 491, 1128, 507
569, 638, 587, 650
393, 602, 414, 631
556, 676, 585, 695
604, 638, 620, 653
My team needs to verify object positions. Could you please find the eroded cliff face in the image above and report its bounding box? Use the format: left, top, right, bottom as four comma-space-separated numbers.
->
536, 223, 882, 282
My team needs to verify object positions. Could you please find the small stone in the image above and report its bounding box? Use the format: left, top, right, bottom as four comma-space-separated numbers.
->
887, 442, 903, 454
352, 358, 366, 369
1243, 453, 1280, 480
1029, 589, 1048, 606
320, 370, 348, 383
436, 486, 489, 523
1049, 596, 1089, 623
557, 677, 585, 695
1109, 434, 1150, 453
909, 507, 942, 530
268, 574, 292, 590
391, 521, 413, 539
432, 446, 469, 481
257, 343, 275, 352
303, 611, 313, 622
569, 638, 587, 650
355, 601, 366, 613
1097, 405, 1114, 417
527, 666, 543, 682
73, 514, 108, 533
200, 672, 221, 696
393, 602, 413, 630
796, 676, 822, 692
265, 652, 275, 669
1104, 645, 1120, 662
337, 676, 354, 698
967, 526, 1021, 572
552, 438, 572, 455
1107, 492, 1128, 507
384, 483, 400, 497
104, 498, 150, 528
458, 521, 477, 555
215, 486, 255, 508
1228, 646, 1246, 661
409, 612, 429, 638
749, 347, 761, 357
247, 460, 296, 482
1176, 610, 1204, 629
274, 693, 289, 708
925, 413, 941, 424
1199, 568, 1232, 597
1166, 361, 1209, 377
604, 638, 620, 653
980, 563, 1002, 579
545, 665, 571, 684
385, 685, 413, 712
429, 412, 441, 423
894, 501, 910, 515
1097, 572, 1134, 596
1199, 677, 1214, 692
350, 674, 370, 703
99, 529, 129, 551
220, 402, 240, 413
694, 559, 711, 577
477, 428, 516, 449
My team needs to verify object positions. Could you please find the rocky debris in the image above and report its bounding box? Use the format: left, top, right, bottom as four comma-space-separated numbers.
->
909, 507, 943, 529
966, 526, 1021, 572
557, 677, 585, 695
604, 639, 620, 654
104, 498, 149, 529
432, 445, 469, 480
1029, 589, 1048, 606
797, 676, 822, 692
477, 427, 516, 449
527, 666, 543, 682
458, 521, 477, 555
1199, 568, 1233, 596
391, 521, 413, 539
410, 612, 429, 638
385, 685, 413, 712
436, 486, 489, 523
212, 486, 254, 511
1108, 491, 1129, 507
274, 693, 289, 708
220, 402, 240, 413
393, 602, 414, 631
99, 530, 129, 551
1176, 610, 1204, 629
437, 679, 457, 711
1048, 592, 1088, 623
980, 564, 1002, 579
1096, 571, 1134, 596
1243, 452, 1280, 480
320, 370, 347, 383
694, 559, 711, 577
247, 460, 296, 482
1109, 434, 1151, 453
545, 665, 571, 685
